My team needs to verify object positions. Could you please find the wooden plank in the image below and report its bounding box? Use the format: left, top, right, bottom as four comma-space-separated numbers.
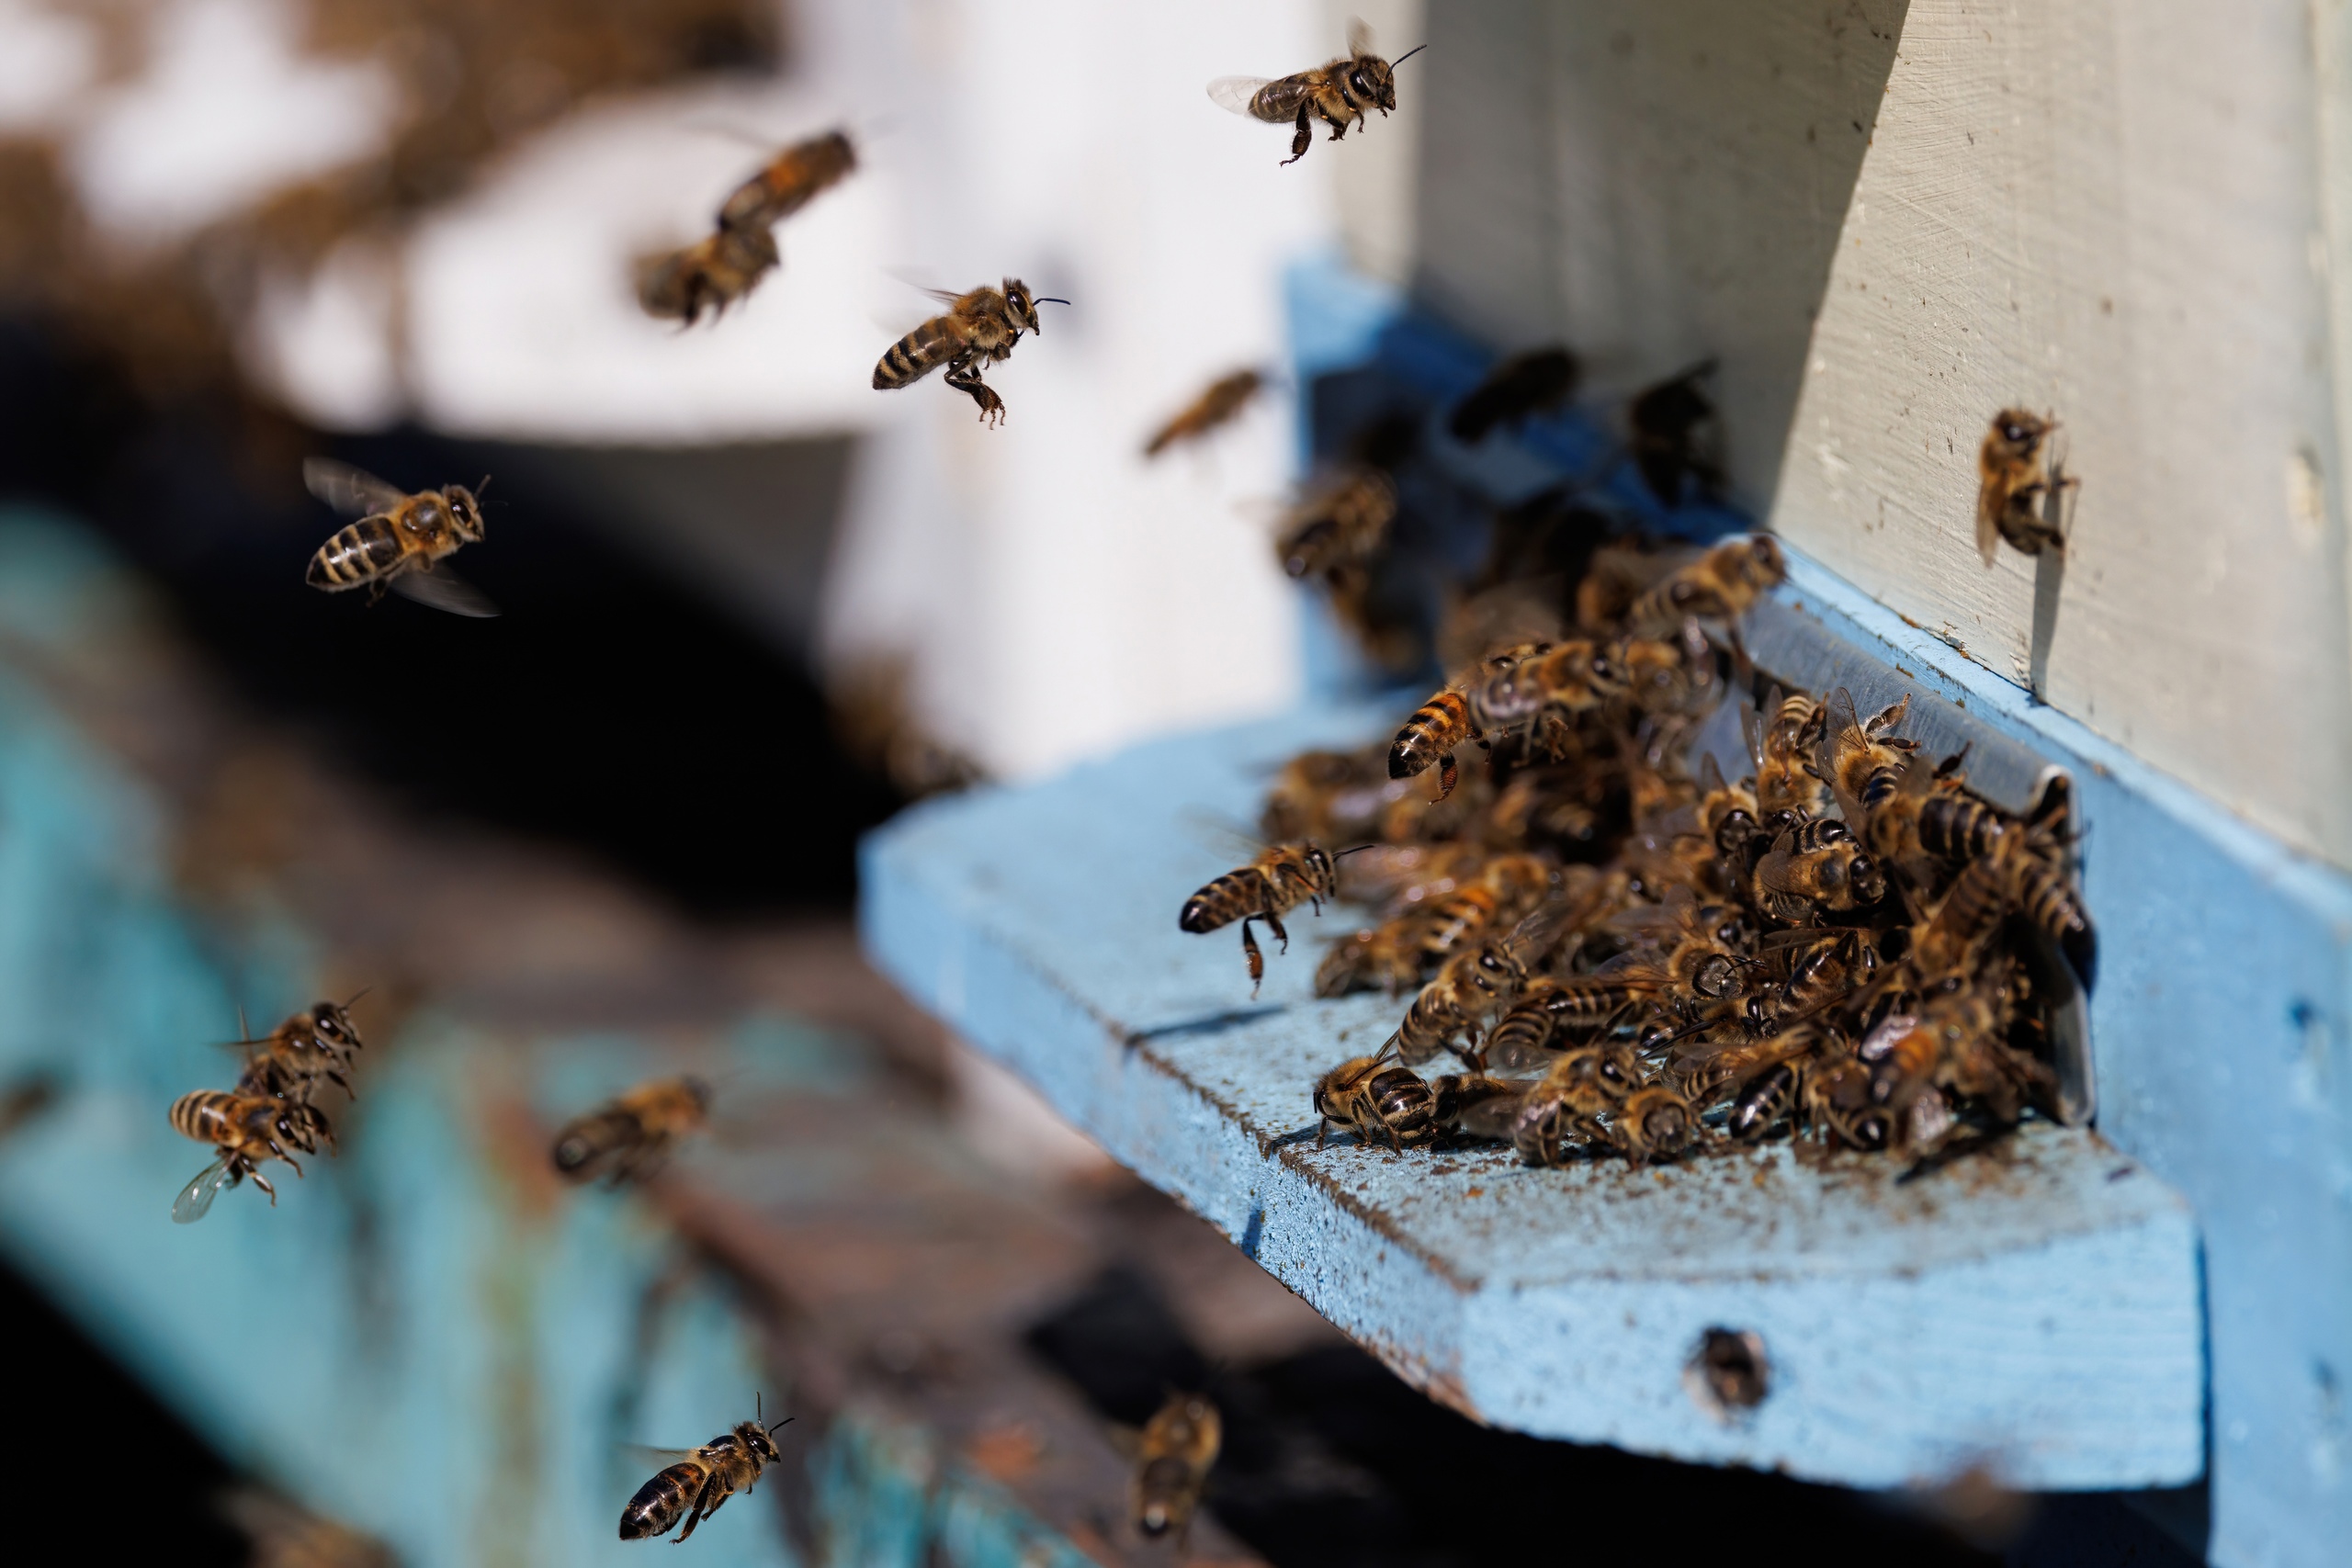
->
859, 706, 2205, 1489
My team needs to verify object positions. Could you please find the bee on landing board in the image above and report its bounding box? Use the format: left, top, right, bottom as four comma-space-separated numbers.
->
1129, 1392, 1221, 1546
1313, 1043, 1442, 1150
1181, 842, 1343, 995
1976, 408, 2074, 565
1143, 368, 1264, 457
872, 278, 1068, 426
302, 459, 496, 617
1209, 24, 1426, 164
169, 1089, 332, 1222
620, 1399, 792, 1543
552, 1076, 713, 1187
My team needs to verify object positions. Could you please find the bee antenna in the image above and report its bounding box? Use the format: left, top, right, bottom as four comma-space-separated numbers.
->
474, 474, 492, 496
342, 987, 371, 1008
1332, 843, 1378, 860
1035, 297, 1072, 307
769, 1416, 796, 1433
1391, 44, 1429, 66
237, 1006, 249, 1042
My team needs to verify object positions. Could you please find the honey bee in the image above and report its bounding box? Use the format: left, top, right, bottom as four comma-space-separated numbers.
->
1276, 467, 1397, 582
231, 999, 366, 1104
1312, 1045, 1442, 1150
551, 1076, 712, 1187
1622, 535, 1784, 638
1389, 905, 1568, 1068
1804, 1053, 1894, 1150
1387, 640, 1623, 799
619, 1399, 791, 1542
1143, 368, 1263, 457
1417, 852, 1558, 960
1484, 975, 1636, 1070
1738, 928, 1877, 1033
1448, 346, 1579, 444
1750, 817, 1886, 922
301, 458, 496, 617
1180, 842, 1341, 993
1861, 759, 2008, 872
1740, 687, 1831, 824
1724, 1060, 1803, 1141
1129, 1393, 1221, 1545
1976, 409, 2071, 566
1314, 918, 1432, 998
1208, 25, 1426, 164
1489, 1043, 1641, 1165
636, 222, 778, 325
1628, 359, 1726, 507
1815, 688, 1918, 825
872, 278, 1068, 426
170, 1090, 331, 1222
1903, 851, 2015, 980
712, 129, 857, 233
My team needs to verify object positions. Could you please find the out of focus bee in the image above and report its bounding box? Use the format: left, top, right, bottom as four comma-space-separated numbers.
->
1976, 409, 2071, 566
302, 459, 496, 617
1628, 359, 1726, 506
1387, 639, 1624, 799
637, 223, 778, 325
1483, 974, 1635, 1070
1315, 918, 1437, 998
1741, 687, 1831, 825
170, 1089, 330, 1222
1313, 1045, 1442, 1150
1622, 534, 1783, 637
1129, 1392, 1221, 1545
1418, 852, 1558, 960
1276, 467, 1397, 582
872, 278, 1067, 426
1815, 688, 1917, 825
1448, 346, 1579, 445
713, 129, 856, 232
1181, 842, 1341, 993
551, 1075, 712, 1187
1208, 24, 1426, 164
619, 1400, 791, 1542
231, 999, 366, 1104
1143, 368, 1263, 457
1611, 1082, 1697, 1163
1750, 817, 1886, 922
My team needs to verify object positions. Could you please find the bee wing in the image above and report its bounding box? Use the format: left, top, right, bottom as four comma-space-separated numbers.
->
1349, 17, 1378, 54
301, 457, 407, 519
390, 562, 500, 619
1207, 76, 1276, 117
172, 1156, 234, 1224
1454, 1089, 1526, 1142
622, 1444, 703, 1467
1502, 899, 1577, 965
1816, 687, 1872, 825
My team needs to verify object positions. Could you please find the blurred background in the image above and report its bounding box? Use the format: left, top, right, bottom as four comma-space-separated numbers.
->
0, 0, 2233, 1564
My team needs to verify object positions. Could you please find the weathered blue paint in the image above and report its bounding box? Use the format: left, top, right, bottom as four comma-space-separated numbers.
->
858, 705, 2203, 1490
1272, 264, 2352, 1566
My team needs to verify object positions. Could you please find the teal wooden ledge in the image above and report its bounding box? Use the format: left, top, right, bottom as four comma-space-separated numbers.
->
857, 704, 2205, 1492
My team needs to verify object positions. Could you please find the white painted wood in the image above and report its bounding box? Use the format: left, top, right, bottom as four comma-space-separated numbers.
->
1410, 0, 2352, 867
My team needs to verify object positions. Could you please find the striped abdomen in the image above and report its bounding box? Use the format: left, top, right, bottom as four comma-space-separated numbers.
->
170, 1090, 244, 1145
307, 520, 405, 590
2010, 850, 2089, 946
874, 317, 963, 389
1388, 690, 1473, 779
618, 1461, 705, 1541
1180, 868, 1271, 933
1488, 977, 1631, 1066
551, 1109, 640, 1179
1917, 794, 2007, 863
1366, 1066, 1439, 1145
1727, 1064, 1799, 1139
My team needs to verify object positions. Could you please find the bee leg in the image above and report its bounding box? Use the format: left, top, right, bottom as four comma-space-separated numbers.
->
1264, 911, 1290, 956
1317, 1116, 1330, 1148
1239, 920, 1265, 994
1283, 106, 1312, 164
1434, 750, 1459, 801
252, 1169, 279, 1205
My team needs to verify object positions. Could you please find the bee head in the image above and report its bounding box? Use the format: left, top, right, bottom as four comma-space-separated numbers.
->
1991, 408, 2052, 455
446, 484, 487, 543
680, 1076, 714, 1114
1847, 851, 1887, 906
1001, 278, 1070, 335
1138, 1501, 1172, 1538
311, 1002, 359, 1050
1737, 533, 1787, 589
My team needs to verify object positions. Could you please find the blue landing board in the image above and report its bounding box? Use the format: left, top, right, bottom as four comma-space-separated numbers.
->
859, 707, 2202, 1492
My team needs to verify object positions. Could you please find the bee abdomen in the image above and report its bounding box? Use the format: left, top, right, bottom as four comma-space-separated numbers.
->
552, 1111, 638, 1176
1389, 691, 1472, 779
619, 1463, 701, 1541
874, 321, 954, 389
307, 521, 403, 590
1180, 869, 1264, 933
170, 1090, 234, 1144
1919, 795, 2007, 862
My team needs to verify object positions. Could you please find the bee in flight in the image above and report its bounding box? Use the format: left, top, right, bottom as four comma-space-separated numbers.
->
639, 129, 857, 325
1976, 407, 2074, 565
1128, 1392, 1221, 1546
229, 998, 367, 1105
872, 277, 1068, 426
551, 1075, 713, 1187
1209, 24, 1426, 164
619, 1396, 791, 1543
169, 1089, 331, 1223
1143, 368, 1264, 457
1627, 359, 1726, 506
301, 458, 496, 617
1448, 346, 1578, 445
1181, 842, 1343, 994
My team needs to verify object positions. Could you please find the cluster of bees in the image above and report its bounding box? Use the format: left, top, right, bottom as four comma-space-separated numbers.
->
168, 1000, 365, 1222
1183, 365, 2092, 1168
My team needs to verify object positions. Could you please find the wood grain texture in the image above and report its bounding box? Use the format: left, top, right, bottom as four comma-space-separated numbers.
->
860, 706, 2205, 1489
1409, 0, 2352, 868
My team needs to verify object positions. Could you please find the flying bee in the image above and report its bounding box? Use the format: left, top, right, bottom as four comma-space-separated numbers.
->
1628, 359, 1726, 506
1313, 1044, 1442, 1150
551, 1076, 713, 1187
712, 129, 857, 233
1143, 368, 1264, 457
637, 222, 779, 325
1621, 534, 1785, 637
1815, 687, 1918, 825
1976, 408, 2073, 565
1277, 467, 1397, 581
1611, 1083, 1697, 1164
619, 1398, 792, 1542
1129, 1393, 1221, 1545
302, 458, 496, 617
1448, 346, 1579, 445
230, 998, 366, 1104
169, 1090, 330, 1222
1181, 841, 1342, 994
1208, 25, 1426, 164
872, 277, 1068, 426
1751, 817, 1886, 922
